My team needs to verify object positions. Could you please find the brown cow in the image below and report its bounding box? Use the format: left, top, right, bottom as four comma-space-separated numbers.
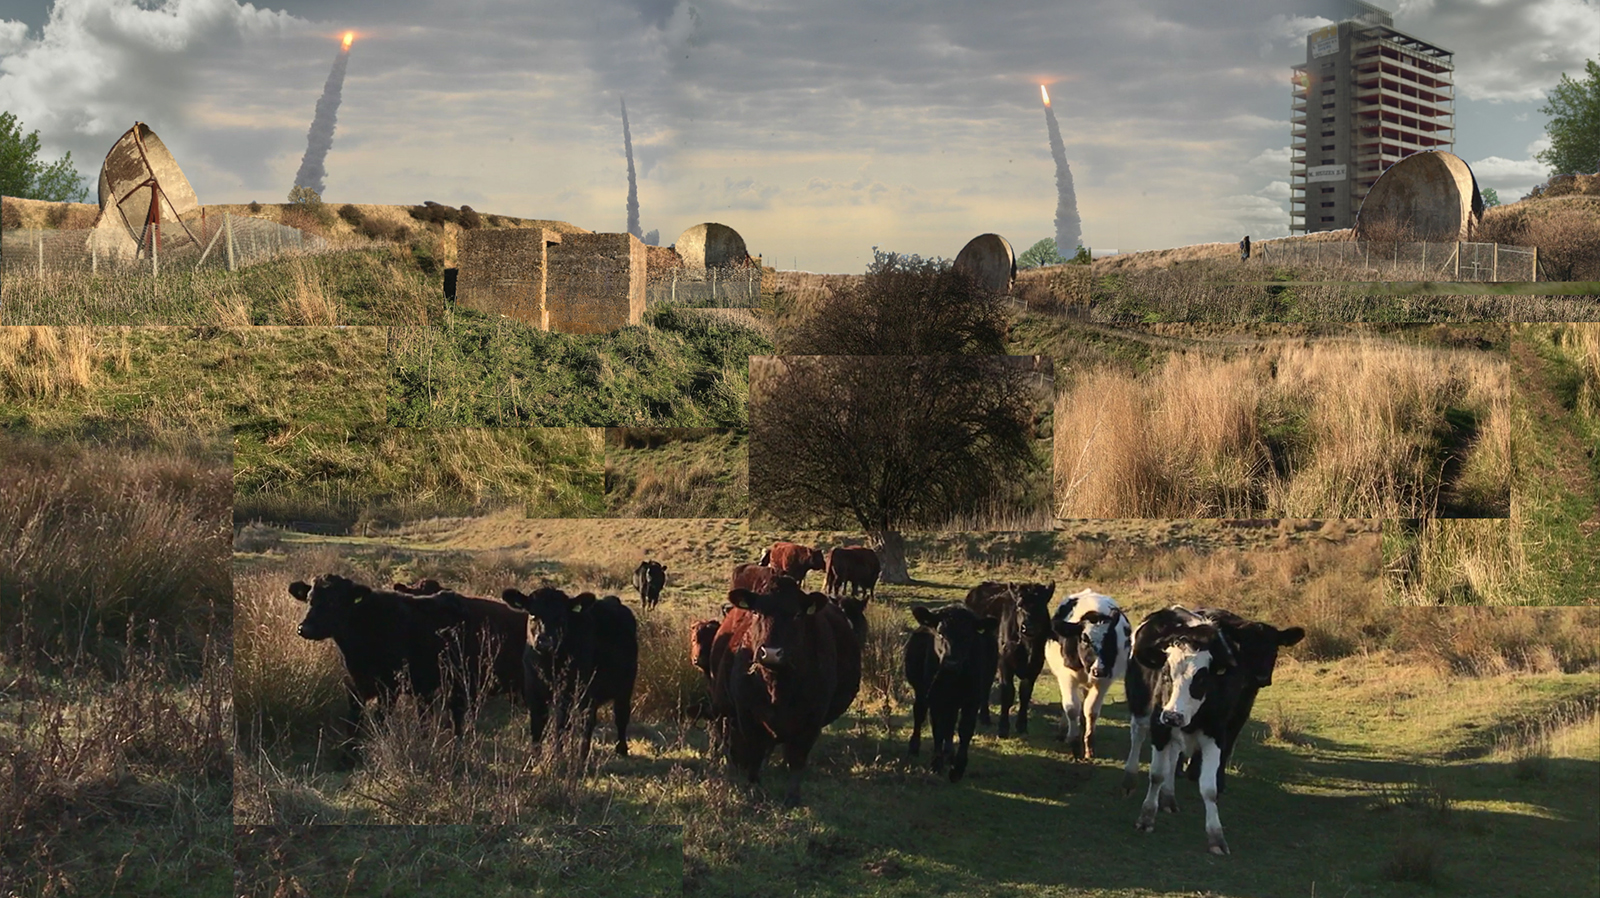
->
824, 547, 880, 600
765, 541, 826, 584
731, 562, 780, 594
708, 578, 861, 806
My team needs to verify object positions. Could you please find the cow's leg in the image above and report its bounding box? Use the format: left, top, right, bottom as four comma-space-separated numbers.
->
1061, 679, 1086, 758
1158, 736, 1182, 814
1198, 735, 1228, 855
1083, 676, 1112, 760
908, 686, 928, 757
978, 671, 993, 726
580, 703, 599, 760
1122, 712, 1147, 795
781, 732, 820, 807
613, 693, 632, 757
997, 667, 1014, 738
930, 699, 955, 775
952, 698, 979, 783
1137, 735, 1178, 833
1015, 672, 1036, 735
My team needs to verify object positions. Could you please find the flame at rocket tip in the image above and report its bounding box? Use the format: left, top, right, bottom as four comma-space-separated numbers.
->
1040, 84, 1050, 106
342, 31, 354, 50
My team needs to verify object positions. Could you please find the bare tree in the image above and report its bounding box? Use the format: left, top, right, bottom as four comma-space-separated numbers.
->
779, 251, 1010, 356
749, 355, 1043, 583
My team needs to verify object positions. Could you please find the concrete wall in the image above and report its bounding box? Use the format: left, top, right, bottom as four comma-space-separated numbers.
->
546, 232, 646, 334
1355, 151, 1480, 241
457, 228, 559, 328
675, 222, 748, 269
953, 233, 1016, 292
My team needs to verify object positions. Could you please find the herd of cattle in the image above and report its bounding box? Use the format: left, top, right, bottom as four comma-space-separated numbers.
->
285, 540, 1304, 855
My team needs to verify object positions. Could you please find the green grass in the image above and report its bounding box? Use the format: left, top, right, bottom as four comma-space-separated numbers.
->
605, 429, 748, 517
0, 246, 446, 325
234, 825, 682, 897
386, 303, 773, 427
0, 327, 603, 530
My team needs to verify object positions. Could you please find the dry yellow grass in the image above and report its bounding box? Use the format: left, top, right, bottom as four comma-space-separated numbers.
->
0, 326, 100, 401
1558, 323, 1600, 417
1055, 338, 1510, 518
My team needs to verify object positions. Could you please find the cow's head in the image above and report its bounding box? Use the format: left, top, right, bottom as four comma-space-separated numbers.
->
1135, 608, 1235, 729
1217, 616, 1305, 688
1053, 601, 1126, 681
808, 547, 826, 571
1012, 582, 1055, 644
727, 580, 824, 670
689, 618, 720, 674
912, 604, 997, 672
501, 587, 597, 655
289, 573, 370, 641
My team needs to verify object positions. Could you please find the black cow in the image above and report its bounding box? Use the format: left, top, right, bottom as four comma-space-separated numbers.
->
500, 587, 639, 759
633, 560, 667, 610
835, 596, 869, 645
964, 581, 1056, 737
708, 580, 861, 806
905, 604, 998, 782
288, 574, 526, 755
1125, 606, 1243, 855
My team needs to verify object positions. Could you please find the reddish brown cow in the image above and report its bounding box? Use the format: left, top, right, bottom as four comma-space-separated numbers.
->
824, 547, 880, 599
730, 562, 781, 594
708, 579, 861, 806
765, 541, 826, 584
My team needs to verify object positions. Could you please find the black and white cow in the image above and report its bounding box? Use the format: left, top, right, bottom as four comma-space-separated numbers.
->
1177, 608, 1305, 794
1044, 588, 1131, 759
1124, 606, 1241, 855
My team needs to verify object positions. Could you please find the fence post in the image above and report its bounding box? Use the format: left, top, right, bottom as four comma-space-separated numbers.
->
671, 269, 677, 303
1532, 247, 1538, 281
1492, 243, 1498, 282
225, 213, 235, 271
1421, 241, 1426, 274
1455, 242, 1460, 279
152, 227, 159, 280
711, 267, 718, 303
38, 230, 44, 277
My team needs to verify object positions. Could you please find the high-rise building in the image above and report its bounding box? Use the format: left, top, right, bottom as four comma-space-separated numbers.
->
1290, 2, 1454, 233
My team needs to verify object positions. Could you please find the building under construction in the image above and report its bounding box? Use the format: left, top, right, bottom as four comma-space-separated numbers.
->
1290, 2, 1454, 233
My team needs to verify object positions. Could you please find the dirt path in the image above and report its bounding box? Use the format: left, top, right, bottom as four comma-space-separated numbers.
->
1510, 332, 1600, 600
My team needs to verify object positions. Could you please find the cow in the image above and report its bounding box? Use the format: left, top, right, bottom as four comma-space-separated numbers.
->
1044, 588, 1131, 759
765, 541, 827, 584
964, 581, 1056, 737
633, 560, 667, 610
708, 579, 861, 806
731, 563, 780, 594
500, 587, 639, 759
288, 574, 526, 755
904, 604, 998, 782
1124, 606, 1243, 855
1176, 608, 1305, 794
825, 547, 880, 600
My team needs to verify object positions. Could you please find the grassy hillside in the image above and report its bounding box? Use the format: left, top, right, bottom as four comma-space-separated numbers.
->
236, 517, 1599, 897
0, 327, 603, 529
605, 428, 749, 517
388, 304, 774, 427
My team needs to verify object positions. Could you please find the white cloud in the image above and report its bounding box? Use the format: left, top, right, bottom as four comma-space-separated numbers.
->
1396, 0, 1600, 102
1258, 180, 1292, 199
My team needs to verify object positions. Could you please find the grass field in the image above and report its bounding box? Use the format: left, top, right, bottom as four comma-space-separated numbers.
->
605, 428, 748, 517
235, 515, 1600, 897
0, 435, 232, 898
0, 326, 606, 529
386, 303, 774, 427
234, 825, 682, 897
1053, 332, 1509, 519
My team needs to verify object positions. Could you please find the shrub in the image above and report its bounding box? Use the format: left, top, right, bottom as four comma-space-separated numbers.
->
1, 198, 21, 232
337, 203, 364, 227
1525, 208, 1600, 281
45, 202, 69, 228
458, 205, 482, 229
248, 200, 262, 213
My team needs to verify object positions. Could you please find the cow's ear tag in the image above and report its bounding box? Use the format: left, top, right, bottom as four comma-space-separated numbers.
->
572, 604, 584, 613
354, 596, 363, 604
806, 603, 819, 615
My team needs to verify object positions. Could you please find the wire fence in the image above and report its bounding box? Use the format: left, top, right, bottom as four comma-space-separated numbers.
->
1251, 239, 1538, 281
644, 266, 764, 308
0, 213, 331, 278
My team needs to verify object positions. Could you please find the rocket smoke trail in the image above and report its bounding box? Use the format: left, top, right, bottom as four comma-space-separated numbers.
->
621, 97, 641, 239
293, 34, 353, 196
1041, 85, 1081, 259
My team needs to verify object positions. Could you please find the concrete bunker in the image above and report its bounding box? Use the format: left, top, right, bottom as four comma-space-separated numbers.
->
1355, 151, 1483, 242
457, 228, 647, 334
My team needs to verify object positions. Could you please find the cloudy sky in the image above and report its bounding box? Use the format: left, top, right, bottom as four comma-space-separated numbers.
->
1, 0, 1594, 272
